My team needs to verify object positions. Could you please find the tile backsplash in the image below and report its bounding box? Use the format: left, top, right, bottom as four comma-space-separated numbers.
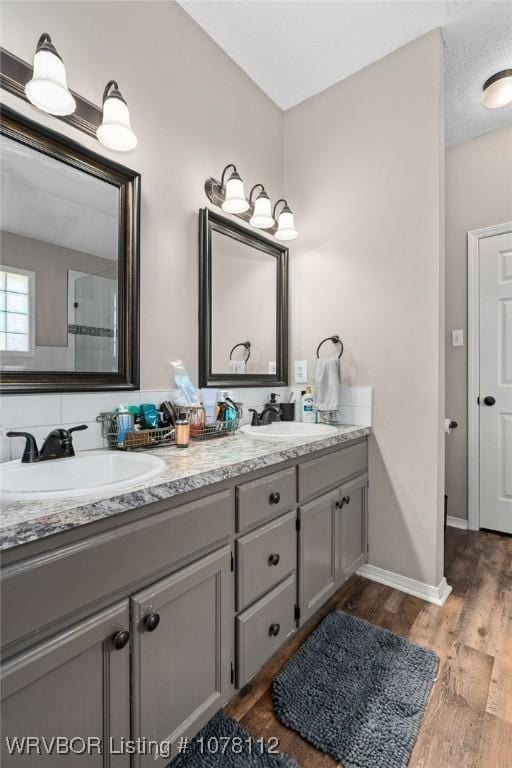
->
0, 385, 372, 461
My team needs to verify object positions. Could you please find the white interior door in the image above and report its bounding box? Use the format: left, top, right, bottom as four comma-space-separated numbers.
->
479, 231, 512, 533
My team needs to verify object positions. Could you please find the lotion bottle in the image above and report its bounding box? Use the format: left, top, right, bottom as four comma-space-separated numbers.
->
301, 387, 315, 423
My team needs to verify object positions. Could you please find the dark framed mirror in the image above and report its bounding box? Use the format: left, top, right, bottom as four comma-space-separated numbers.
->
0, 106, 140, 393
199, 208, 288, 388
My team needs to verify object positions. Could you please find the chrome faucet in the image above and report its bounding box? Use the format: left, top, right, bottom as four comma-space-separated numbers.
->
7, 425, 88, 463
248, 405, 282, 427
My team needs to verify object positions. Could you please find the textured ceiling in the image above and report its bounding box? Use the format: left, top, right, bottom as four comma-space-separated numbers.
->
178, 0, 512, 145
443, 2, 512, 145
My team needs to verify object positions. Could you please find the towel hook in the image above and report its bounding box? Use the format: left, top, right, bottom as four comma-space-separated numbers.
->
229, 341, 251, 362
316, 335, 344, 360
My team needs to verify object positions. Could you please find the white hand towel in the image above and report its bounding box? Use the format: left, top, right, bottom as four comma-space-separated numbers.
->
315, 357, 340, 412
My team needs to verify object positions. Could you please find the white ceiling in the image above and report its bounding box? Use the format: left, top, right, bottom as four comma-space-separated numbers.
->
0, 135, 119, 259
178, 0, 512, 145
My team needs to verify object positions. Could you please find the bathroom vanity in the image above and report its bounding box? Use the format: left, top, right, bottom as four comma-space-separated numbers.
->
0, 427, 369, 766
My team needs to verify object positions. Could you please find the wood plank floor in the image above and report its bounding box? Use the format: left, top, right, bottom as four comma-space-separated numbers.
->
225, 528, 512, 767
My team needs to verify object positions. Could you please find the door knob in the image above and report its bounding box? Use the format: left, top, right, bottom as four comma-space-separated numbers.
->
268, 623, 280, 637
269, 492, 281, 505
483, 396, 496, 406
143, 612, 160, 632
268, 553, 281, 566
112, 629, 130, 650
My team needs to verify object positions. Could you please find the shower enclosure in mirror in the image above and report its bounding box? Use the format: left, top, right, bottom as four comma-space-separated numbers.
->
199, 208, 288, 387
0, 107, 140, 393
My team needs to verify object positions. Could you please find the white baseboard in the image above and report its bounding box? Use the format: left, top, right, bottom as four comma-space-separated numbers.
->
446, 515, 469, 530
357, 563, 453, 607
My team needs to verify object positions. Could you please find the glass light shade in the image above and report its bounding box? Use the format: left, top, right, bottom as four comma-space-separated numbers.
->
275, 208, 298, 241
97, 96, 137, 152
25, 49, 76, 116
250, 194, 274, 229
222, 175, 249, 213
482, 70, 512, 109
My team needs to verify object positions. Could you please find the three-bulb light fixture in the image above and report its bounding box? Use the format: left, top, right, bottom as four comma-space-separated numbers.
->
220, 164, 298, 241
24, 33, 137, 152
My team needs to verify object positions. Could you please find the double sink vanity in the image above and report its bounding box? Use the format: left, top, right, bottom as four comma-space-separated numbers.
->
0, 106, 371, 765
0, 424, 370, 765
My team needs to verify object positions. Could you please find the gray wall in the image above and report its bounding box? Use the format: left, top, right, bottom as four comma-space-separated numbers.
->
445, 126, 512, 521
1, 0, 284, 387
283, 31, 446, 588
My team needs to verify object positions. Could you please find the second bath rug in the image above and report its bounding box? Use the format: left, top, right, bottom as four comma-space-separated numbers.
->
272, 611, 439, 768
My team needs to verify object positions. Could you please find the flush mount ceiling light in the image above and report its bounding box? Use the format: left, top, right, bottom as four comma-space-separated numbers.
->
97, 80, 137, 152
220, 164, 249, 213
249, 184, 274, 229
482, 69, 512, 109
273, 199, 298, 241
25, 33, 76, 116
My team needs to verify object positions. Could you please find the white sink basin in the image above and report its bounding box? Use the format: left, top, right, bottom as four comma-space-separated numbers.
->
240, 422, 337, 440
0, 450, 166, 501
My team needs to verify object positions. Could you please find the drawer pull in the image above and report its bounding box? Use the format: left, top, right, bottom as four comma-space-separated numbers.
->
268, 623, 281, 637
269, 492, 281, 505
268, 553, 281, 567
143, 612, 160, 632
112, 629, 130, 650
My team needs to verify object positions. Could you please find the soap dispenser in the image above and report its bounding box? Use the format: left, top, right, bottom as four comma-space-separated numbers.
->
265, 393, 281, 423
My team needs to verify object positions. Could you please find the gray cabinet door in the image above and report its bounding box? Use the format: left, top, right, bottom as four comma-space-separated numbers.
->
1, 601, 130, 767
337, 473, 368, 586
298, 489, 339, 624
131, 546, 234, 767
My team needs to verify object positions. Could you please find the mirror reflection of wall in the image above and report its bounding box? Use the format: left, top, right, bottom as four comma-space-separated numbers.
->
211, 230, 277, 375
0, 133, 120, 373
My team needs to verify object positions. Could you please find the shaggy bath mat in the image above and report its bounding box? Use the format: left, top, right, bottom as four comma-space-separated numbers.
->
168, 711, 297, 767
272, 611, 439, 768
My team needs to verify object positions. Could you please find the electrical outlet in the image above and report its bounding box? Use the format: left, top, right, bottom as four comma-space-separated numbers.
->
451, 329, 464, 348
294, 360, 308, 384
268, 361, 276, 374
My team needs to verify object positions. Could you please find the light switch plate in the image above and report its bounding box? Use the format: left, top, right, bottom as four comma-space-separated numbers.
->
294, 360, 308, 384
451, 329, 464, 347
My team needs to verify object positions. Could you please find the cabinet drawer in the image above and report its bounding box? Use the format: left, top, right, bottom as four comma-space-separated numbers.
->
1, 489, 234, 650
236, 510, 296, 611
236, 574, 296, 687
298, 441, 367, 502
236, 467, 296, 532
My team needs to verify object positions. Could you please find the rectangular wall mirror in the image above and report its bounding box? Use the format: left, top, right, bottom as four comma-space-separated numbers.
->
0, 107, 140, 393
199, 208, 288, 387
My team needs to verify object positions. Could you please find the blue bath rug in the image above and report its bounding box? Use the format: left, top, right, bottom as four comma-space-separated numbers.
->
272, 611, 439, 768
168, 710, 297, 767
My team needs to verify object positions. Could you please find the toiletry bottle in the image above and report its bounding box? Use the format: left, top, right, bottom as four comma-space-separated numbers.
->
301, 387, 315, 423
265, 393, 281, 422
140, 403, 158, 429
175, 411, 190, 448
116, 404, 134, 446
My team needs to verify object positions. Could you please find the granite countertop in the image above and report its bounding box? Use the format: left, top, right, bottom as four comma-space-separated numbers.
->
0, 425, 370, 552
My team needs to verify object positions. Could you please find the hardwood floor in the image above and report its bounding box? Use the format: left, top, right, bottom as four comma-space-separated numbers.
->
225, 528, 512, 767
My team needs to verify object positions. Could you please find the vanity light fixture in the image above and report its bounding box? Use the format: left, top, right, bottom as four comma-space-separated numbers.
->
482, 69, 512, 109
249, 184, 274, 229
220, 164, 249, 214
97, 80, 137, 152
25, 33, 76, 116
273, 199, 298, 241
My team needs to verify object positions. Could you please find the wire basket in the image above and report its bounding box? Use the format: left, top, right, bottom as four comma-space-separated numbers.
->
97, 412, 176, 451
97, 409, 240, 451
